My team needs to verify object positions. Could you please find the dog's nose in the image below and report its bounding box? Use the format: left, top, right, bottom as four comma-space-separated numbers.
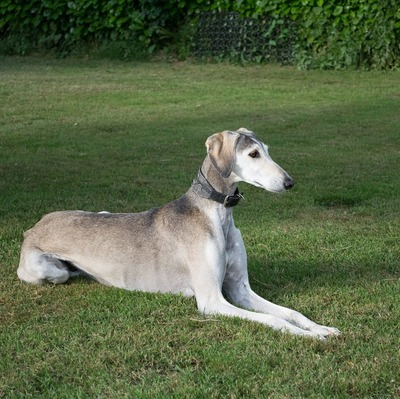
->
284, 177, 294, 190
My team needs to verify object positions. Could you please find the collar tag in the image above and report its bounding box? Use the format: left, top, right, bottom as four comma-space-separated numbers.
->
223, 191, 244, 207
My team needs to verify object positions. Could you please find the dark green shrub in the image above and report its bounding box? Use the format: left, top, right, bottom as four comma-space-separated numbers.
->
288, 0, 400, 69
191, 0, 400, 69
0, 0, 192, 57
1, 0, 399, 68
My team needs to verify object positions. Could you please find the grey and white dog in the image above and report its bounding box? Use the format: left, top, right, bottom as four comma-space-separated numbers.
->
18, 128, 340, 339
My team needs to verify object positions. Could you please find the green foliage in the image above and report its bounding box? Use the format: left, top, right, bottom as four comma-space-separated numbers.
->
201, 0, 400, 69
0, 0, 193, 57
0, 0, 399, 68
287, 0, 400, 69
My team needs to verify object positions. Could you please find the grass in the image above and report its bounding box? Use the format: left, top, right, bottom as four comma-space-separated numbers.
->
0, 56, 399, 398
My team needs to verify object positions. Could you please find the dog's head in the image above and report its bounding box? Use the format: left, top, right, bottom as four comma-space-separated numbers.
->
205, 128, 294, 193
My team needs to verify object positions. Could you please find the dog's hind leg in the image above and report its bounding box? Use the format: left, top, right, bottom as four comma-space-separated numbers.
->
18, 248, 72, 285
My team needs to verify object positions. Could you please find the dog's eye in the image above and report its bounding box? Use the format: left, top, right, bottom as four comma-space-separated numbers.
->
249, 150, 259, 158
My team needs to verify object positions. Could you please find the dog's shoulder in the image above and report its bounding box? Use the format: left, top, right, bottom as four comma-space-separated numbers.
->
153, 194, 211, 233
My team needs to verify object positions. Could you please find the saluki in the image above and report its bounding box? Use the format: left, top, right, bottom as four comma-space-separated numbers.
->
18, 128, 340, 339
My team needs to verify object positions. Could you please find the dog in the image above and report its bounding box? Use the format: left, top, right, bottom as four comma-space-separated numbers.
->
17, 128, 340, 339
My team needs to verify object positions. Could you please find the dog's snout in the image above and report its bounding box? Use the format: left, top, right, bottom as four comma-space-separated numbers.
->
284, 177, 294, 190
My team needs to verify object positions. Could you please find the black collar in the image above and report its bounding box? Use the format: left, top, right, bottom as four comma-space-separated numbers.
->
192, 169, 244, 207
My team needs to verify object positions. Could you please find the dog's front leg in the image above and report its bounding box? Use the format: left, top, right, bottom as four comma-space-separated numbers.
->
200, 295, 329, 338
223, 227, 340, 338
192, 237, 328, 339
242, 290, 341, 338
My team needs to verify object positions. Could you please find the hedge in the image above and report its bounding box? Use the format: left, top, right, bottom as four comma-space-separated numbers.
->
286, 0, 400, 69
1, 0, 399, 69
0, 0, 192, 58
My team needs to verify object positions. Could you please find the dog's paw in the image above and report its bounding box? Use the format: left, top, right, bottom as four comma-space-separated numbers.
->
314, 325, 341, 338
327, 326, 341, 335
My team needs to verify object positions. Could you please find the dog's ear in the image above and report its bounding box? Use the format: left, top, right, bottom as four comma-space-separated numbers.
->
205, 131, 239, 178
236, 127, 255, 138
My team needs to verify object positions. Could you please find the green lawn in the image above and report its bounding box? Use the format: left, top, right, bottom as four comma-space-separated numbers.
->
0, 57, 399, 398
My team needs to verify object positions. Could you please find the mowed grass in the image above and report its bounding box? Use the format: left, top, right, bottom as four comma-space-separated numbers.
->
0, 57, 399, 398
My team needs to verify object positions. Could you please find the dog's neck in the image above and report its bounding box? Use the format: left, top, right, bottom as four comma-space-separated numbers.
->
191, 157, 243, 208
202, 157, 237, 194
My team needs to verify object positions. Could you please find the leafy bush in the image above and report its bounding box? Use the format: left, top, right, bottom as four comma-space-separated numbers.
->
0, 0, 192, 57
287, 0, 400, 69
194, 0, 400, 69
1, 0, 399, 68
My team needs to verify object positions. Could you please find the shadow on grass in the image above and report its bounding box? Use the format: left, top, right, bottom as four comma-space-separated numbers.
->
247, 254, 398, 303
